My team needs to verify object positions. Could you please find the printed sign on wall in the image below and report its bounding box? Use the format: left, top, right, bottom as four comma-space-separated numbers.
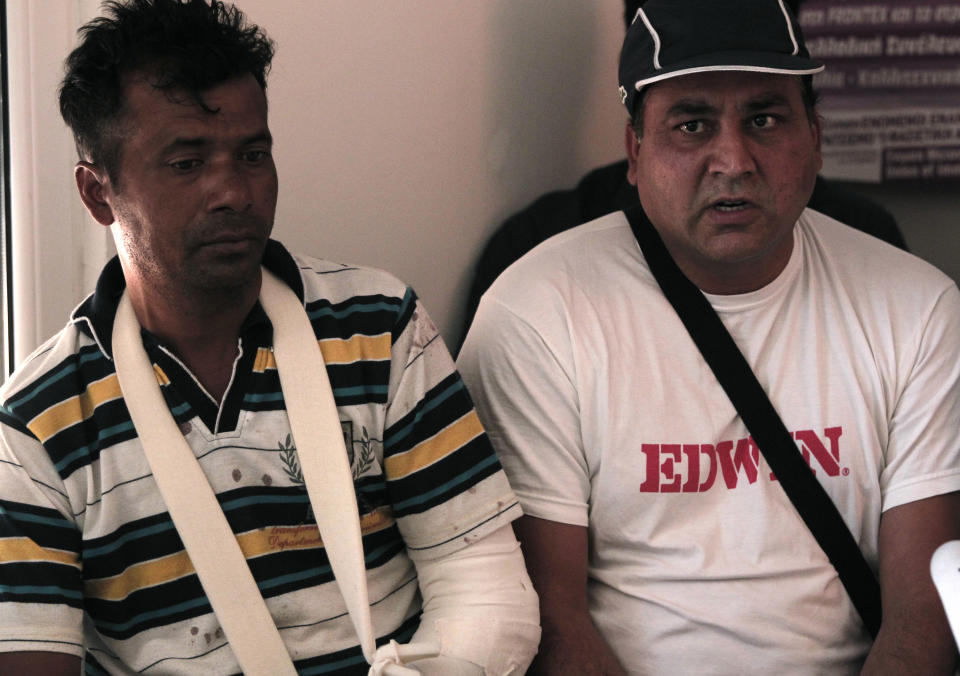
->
799, 0, 960, 182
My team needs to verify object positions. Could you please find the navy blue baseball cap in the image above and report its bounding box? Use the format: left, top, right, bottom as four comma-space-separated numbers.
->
618, 0, 824, 114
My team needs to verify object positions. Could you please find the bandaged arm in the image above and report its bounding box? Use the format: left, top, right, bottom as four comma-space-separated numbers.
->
401, 524, 540, 674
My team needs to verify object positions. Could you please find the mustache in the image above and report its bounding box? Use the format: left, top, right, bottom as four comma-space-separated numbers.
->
697, 179, 762, 208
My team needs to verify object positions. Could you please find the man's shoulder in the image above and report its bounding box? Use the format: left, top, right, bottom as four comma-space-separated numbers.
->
800, 209, 955, 297
289, 252, 413, 306
0, 319, 102, 420
481, 211, 651, 319
803, 210, 942, 272
287, 252, 422, 345
497, 211, 633, 276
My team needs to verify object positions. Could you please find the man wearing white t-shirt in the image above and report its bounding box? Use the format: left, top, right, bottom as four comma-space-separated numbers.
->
458, 0, 960, 673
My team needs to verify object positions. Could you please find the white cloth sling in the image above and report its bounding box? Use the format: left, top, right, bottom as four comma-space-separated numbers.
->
112, 268, 438, 675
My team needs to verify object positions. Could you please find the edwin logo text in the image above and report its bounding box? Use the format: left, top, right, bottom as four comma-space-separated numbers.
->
639, 426, 846, 493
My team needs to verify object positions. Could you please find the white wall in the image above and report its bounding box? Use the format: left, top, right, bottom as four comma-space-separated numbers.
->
7, 1, 960, 367
256, 1, 627, 347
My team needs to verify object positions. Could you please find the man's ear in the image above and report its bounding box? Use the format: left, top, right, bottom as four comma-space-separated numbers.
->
624, 119, 641, 187
811, 114, 824, 174
75, 161, 116, 226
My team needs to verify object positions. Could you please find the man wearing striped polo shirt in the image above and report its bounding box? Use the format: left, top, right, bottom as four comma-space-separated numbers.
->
0, 1, 539, 674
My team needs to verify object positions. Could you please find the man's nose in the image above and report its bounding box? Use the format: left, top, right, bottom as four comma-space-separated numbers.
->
707, 126, 758, 178
207, 161, 253, 212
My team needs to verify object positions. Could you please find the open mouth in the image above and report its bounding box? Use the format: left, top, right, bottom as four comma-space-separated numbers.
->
713, 200, 750, 212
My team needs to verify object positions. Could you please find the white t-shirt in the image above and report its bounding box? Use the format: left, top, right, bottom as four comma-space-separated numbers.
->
458, 208, 960, 674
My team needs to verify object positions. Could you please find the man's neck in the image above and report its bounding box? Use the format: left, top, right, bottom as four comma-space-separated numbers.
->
667, 233, 795, 296
123, 278, 260, 402
680, 257, 789, 295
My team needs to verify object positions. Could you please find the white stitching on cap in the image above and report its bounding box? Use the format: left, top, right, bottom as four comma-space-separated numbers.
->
777, 0, 800, 56
636, 63, 825, 90
637, 9, 662, 70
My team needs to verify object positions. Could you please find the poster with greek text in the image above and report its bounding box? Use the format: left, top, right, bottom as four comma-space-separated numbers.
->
799, 0, 960, 182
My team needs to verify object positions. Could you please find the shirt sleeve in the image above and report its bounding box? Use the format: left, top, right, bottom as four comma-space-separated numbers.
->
881, 282, 960, 511
382, 289, 522, 560
0, 409, 85, 657
457, 292, 592, 528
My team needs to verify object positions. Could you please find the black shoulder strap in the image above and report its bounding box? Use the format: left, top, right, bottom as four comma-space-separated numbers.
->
623, 204, 882, 638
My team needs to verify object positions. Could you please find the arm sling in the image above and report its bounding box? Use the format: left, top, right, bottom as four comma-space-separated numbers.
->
112, 268, 436, 675
623, 204, 882, 638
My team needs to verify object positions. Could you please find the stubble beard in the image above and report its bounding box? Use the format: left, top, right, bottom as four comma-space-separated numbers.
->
182, 221, 271, 302
121, 214, 272, 314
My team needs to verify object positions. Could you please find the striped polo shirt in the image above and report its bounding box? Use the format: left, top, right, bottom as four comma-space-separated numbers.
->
0, 241, 521, 674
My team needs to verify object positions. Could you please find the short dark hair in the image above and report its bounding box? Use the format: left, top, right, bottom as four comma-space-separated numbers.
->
59, 0, 275, 180
629, 74, 819, 139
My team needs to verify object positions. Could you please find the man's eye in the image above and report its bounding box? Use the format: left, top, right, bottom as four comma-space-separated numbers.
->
170, 159, 201, 172
242, 150, 269, 163
679, 120, 704, 133
751, 114, 777, 128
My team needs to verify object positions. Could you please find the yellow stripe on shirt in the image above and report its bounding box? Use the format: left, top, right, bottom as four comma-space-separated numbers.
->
253, 334, 390, 372
319, 334, 391, 365
0, 537, 80, 567
28, 375, 124, 442
28, 366, 170, 443
85, 550, 195, 601
384, 411, 484, 480
86, 506, 396, 601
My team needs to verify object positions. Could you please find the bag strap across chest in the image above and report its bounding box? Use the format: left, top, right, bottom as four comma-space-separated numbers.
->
624, 204, 882, 638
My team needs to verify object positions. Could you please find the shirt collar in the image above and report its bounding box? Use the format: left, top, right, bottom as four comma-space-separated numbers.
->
71, 239, 304, 359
